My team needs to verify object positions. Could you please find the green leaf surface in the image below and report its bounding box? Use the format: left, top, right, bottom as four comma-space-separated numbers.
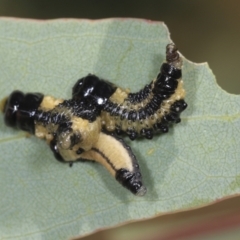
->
0, 18, 239, 240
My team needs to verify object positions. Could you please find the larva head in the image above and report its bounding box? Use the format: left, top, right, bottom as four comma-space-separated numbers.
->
72, 74, 117, 106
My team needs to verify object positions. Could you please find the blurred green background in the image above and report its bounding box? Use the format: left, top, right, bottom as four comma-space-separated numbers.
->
1, 1, 240, 240
0, 0, 240, 94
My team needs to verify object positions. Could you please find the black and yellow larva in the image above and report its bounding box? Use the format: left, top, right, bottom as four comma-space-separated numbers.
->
1, 43, 187, 196
72, 43, 187, 140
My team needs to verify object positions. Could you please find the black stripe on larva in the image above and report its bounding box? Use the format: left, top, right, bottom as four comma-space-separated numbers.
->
92, 147, 117, 172
35, 109, 69, 126
104, 102, 115, 116
129, 94, 162, 121
3, 90, 44, 134
60, 99, 101, 122
145, 106, 155, 116
36, 99, 100, 126
127, 84, 152, 104
149, 95, 160, 108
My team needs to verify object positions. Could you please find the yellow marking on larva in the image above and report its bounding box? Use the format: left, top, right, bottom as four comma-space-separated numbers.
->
35, 124, 53, 143
40, 96, 64, 111
92, 132, 134, 173
59, 132, 134, 176
71, 116, 102, 152
109, 87, 129, 104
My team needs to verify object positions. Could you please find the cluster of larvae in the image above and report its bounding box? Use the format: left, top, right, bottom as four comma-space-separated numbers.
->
1, 43, 187, 196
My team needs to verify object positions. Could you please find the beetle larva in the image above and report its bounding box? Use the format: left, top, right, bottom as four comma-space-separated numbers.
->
72, 43, 187, 140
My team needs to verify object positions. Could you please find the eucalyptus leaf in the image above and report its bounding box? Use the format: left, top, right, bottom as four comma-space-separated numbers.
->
0, 18, 239, 240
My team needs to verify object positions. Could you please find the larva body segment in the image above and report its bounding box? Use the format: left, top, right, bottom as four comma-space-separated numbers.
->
1, 90, 146, 196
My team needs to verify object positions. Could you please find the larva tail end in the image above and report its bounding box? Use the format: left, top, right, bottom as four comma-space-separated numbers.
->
116, 168, 147, 196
